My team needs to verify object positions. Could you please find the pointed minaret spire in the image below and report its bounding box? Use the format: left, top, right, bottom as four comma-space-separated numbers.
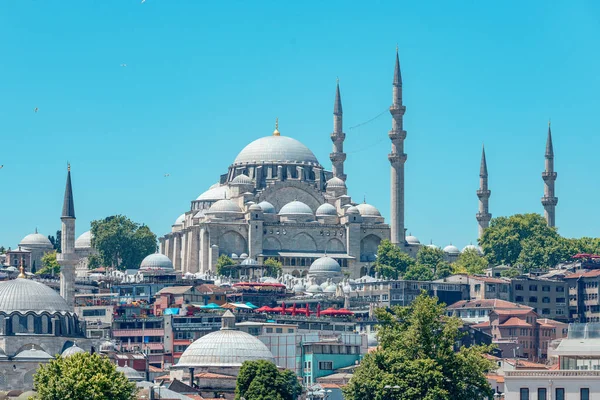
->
389, 46, 407, 245
330, 79, 347, 182
542, 121, 558, 227
62, 163, 75, 218
476, 145, 492, 239
58, 164, 77, 309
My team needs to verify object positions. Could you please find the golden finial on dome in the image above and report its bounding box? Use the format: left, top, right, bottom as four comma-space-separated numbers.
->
17, 259, 26, 279
273, 118, 280, 136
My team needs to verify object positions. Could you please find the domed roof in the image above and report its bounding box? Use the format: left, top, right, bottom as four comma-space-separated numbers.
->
75, 231, 92, 249
207, 199, 243, 215
61, 345, 85, 357
197, 185, 229, 201
427, 243, 439, 249
174, 213, 186, 226
233, 135, 320, 166
324, 284, 337, 293
306, 284, 322, 293
462, 244, 483, 255
406, 235, 420, 245
140, 253, 174, 270
316, 203, 338, 217
293, 283, 305, 292
257, 201, 276, 214
443, 244, 460, 255
0, 278, 71, 314
241, 258, 258, 266
356, 203, 381, 217
19, 232, 52, 248
116, 366, 145, 381
309, 256, 341, 276
279, 201, 313, 216
14, 348, 52, 360
346, 206, 359, 215
249, 204, 262, 211
231, 174, 252, 185
326, 177, 346, 189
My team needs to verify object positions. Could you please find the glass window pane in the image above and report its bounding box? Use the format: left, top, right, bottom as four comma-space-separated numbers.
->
520, 388, 529, 400
537, 388, 546, 400
581, 388, 589, 400
555, 388, 564, 400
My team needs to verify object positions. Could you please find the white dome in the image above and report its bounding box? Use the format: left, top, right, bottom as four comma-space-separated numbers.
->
326, 177, 346, 189
116, 366, 145, 381
177, 330, 274, 368
174, 214, 185, 226
462, 244, 483, 255
207, 199, 243, 215
309, 256, 342, 276
346, 206, 359, 215
324, 284, 337, 293
316, 203, 338, 217
443, 245, 460, 255
356, 203, 381, 217
0, 278, 71, 314
231, 253, 239, 259
427, 243, 439, 249
61, 345, 85, 357
241, 258, 258, 266
231, 174, 252, 185
197, 185, 230, 201
19, 232, 52, 248
140, 253, 174, 270
249, 204, 262, 211
279, 201, 313, 216
257, 201, 276, 214
306, 284, 322, 293
75, 231, 92, 249
293, 283, 305, 292
406, 235, 420, 245
14, 348, 52, 360
233, 135, 320, 166
239, 253, 248, 259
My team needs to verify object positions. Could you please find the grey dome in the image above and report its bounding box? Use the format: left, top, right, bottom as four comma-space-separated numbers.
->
233, 135, 320, 166
197, 184, 229, 201
140, 253, 174, 270
241, 258, 258, 266
19, 233, 52, 248
75, 231, 92, 249
346, 206, 359, 215
306, 284, 322, 293
406, 235, 420, 245
356, 203, 381, 217
174, 213, 185, 226
116, 366, 145, 382
427, 243, 439, 249
249, 204, 262, 211
231, 174, 252, 185
0, 278, 71, 314
257, 201, 276, 214
61, 345, 85, 357
14, 348, 52, 360
309, 256, 341, 275
316, 203, 337, 217
443, 244, 460, 255
462, 244, 483, 255
176, 330, 274, 368
279, 201, 313, 216
326, 177, 346, 189
207, 199, 243, 215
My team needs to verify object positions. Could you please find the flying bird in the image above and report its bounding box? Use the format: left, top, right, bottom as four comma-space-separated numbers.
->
0, 165, 3, 169
120, 64, 127, 67
34, 107, 38, 113
141, 0, 146, 3
164, 173, 170, 177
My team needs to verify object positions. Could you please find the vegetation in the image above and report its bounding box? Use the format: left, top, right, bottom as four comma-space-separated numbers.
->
500, 267, 521, 278
375, 239, 415, 279
453, 248, 488, 275
0, 246, 6, 254
216, 254, 235, 276
263, 257, 283, 277
90, 215, 157, 270
343, 293, 495, 400
37, 251, 61, 275
48, 230, 61, 253
235, 360, 302, 400
33, 352, 137, 400
403, 262, 434, 281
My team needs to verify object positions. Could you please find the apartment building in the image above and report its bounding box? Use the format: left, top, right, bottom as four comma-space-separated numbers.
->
510, 276, 569, 322
565, 269, 600, 323
441, 274, 510, 301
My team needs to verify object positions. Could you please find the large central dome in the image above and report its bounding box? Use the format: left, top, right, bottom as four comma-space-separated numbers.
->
0, 278, 71, 314
233, 135, 320, 166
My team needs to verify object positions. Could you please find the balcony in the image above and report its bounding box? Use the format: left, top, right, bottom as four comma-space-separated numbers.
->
172, 322, 221, 332
112, 329, 165, 337
506, 370, 600, 377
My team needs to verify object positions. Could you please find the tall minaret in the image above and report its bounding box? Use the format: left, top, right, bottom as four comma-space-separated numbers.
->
389, 48, 407, 245
476, 145, 492, 238
330, 79, 346, 181
58, 164, 77, 308
542, 122, 558, 227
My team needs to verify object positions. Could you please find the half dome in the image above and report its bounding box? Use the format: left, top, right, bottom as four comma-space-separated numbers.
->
174, 214, 186, 226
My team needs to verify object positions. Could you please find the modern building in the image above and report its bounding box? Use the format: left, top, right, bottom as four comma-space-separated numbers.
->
565, 269, 600, 323
510, 276, 569, 322
447, 299, 526, 324
441, 274, 511, 301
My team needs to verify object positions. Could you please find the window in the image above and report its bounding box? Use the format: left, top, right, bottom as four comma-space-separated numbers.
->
555, 388, 564, 400
581, 388, 589, 400
557, 297, 566, 304
542, 308, 550, 315
542, 297, 550, 303
520, 388, 529, 400
318, 361, 333, 370
287, 328, 294, 333
542, 286, 550, 292
529, 296, 538, 303
516, 284, 524, 291
537, 388, 546, 400
556, 286, 565, 292
516, 296, 524, 302
276, 328, 283, 333
82, 309, 107, 317
474, 284, 481, 292
265, 328, 273, 333
529, 285, 538, 291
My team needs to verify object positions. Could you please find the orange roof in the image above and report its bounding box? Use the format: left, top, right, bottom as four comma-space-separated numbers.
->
492, 308, 534, 316
564, 269, 600, 279
448, 299, 527, 310
486, 374, 505, 383
195, 372, 236, 379
320, 383, 342, 389
483, 354, 500, 361
500, 317, 531, 327
505, 359, 549, 369
472, 321, 491, 329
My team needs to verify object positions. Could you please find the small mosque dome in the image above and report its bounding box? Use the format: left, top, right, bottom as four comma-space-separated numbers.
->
309, 256, 342, 276
241, 258, 258, 266
316, 203, 338, 217
443, 244, 460, 255
231, 253, 239, 260
14, 348, 52, 360
231, 174, 252, 185
19, 232, 52, 248
207, 199, 243, 215
356, 203, 381, 217
326, 177, 346, 189
100, 340, 117, 353
0, 278, 71, 314
257, 201, 276, 214
249, 204, 262, 212
197, 184, 230, 201
346, 206, 359, 215
174, 213, 186, 226
140, 253, 174, 270
293, 283, 305, 292
116, 366, 145, 382
406, 235, 420, 245
324, 283, 337, 293
279, 201, 313, 216
427, 243, 439, 249
61, 344, 85, 357
462, 244, 483, 255
306, 284, 323, 293
75, 231, 92, 249
239, 253, 248, 259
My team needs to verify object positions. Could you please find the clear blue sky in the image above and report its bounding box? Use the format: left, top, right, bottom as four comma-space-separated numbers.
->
1, 1, 599, 250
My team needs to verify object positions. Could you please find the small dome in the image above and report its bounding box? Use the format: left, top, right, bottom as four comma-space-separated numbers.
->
241, 258, 258, 266
0, 278, 71, 314
316, 203, 338, 217
233, 135, 320, 166
309, 256, 342, 276
326, 177, 346, 189
14, 348, 52, 360
257, 201, 276, 214
174, 214, 186, 226
239, 253, 248, 259
249, 204, 262, 211
293, 283, 305, 292
324, 284, 337, 293
207, 199, 243, 215
75, 231, 93, 249
443, 244, 460, 255
197, 185, 230, 201
406, 235, 420, 245
140, 253, 174, 270
61, 345, 85, 357
100, 340, 117, 353
279, 201, 313, 216
231, 174, 252, 185
116, 366, 145, 382
356, 203, 381, 217
306, 284, 323, 293
462, 244, 483, 255
19, 232, 52, 248
346, 206, 359, 215
231, 253, 239, 260
427, 243, 439, 249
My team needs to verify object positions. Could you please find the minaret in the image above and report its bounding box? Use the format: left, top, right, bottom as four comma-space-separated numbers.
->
542, 122, 558, 227
476, 145, 491, 238
388, 47, 407, 245
330, 79, 347, 181
58, 164, 77, 309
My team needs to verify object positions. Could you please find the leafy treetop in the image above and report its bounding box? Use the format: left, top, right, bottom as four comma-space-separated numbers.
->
235, 360, 302, 400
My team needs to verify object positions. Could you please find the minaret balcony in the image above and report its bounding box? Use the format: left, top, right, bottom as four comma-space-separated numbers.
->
389, 105, 406, 116
476, 212, 492, 222
330, 132, 346, 142
388, 153, 407, 165
329, 152, 347, 163
388, 130, 407, 141
477, 189, 491, 199
542, 171, 557, 181
541, 196, 558, 206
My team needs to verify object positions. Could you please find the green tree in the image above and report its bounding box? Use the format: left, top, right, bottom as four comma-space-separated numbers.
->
500, 268, 521, 278
33, 352, 137, 400
435, 261, 452, 279
404, 263, 434, 281
235, 360, 302, 400
0, 246, 6, 254
453, 248, 489, 275
90, 215, 157, 270
343, 293, 495, 400
416, 246, 445, 271
263, 257, 282, 277
37, 251, 61, 275
375, 239, 415, 279
48, 230, 61, 253
517, 234, 570, 272
87, 254, 102, 270
216, 254, 235, 276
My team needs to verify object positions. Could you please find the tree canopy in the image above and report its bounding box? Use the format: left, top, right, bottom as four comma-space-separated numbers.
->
235, 360, 302, 400
263, 257, 283, 277
216, 254, 235, 276
452, 248, 488, 275
48, 230, 61, 253
33, 352, 138, 400
343, 293, 495, 400
375, 239, 415, 279
37, 251, 61, 275
90, 215, 157, 270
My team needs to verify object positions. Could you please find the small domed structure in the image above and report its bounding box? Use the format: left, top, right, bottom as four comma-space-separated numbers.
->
231, 253, 239, 260
19, 232, 52, 248
406, 235, 420, 245
239, 253, 248, 259
356, 203, 381, 217
443, 244, 460, 255
231, 174, 252, 185
197, 184, 230, 201
316, 203, 338, 217
462, 244, 483, 255
241, 258, 258, 266
346, 206, 359, 215
206, 199, 243, 216
249, 204, 262, 212
257, 201, 276, 214
140, 253, 174, 271
75, 231, 92, 249
279, 201, 314, 222
306, 284, 323, 293
116, 366, 144, 382
308, 257, 342, 284
61, 344, 85, 357
0, 278, 71, 314
326, 177, 346, 189
174, 214, 186, 226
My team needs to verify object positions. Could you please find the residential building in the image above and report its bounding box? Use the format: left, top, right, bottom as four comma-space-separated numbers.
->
565, 269, 600, 323
510, 276, 569, 322
447, 299, 527, 324
441, 274, 510, 301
